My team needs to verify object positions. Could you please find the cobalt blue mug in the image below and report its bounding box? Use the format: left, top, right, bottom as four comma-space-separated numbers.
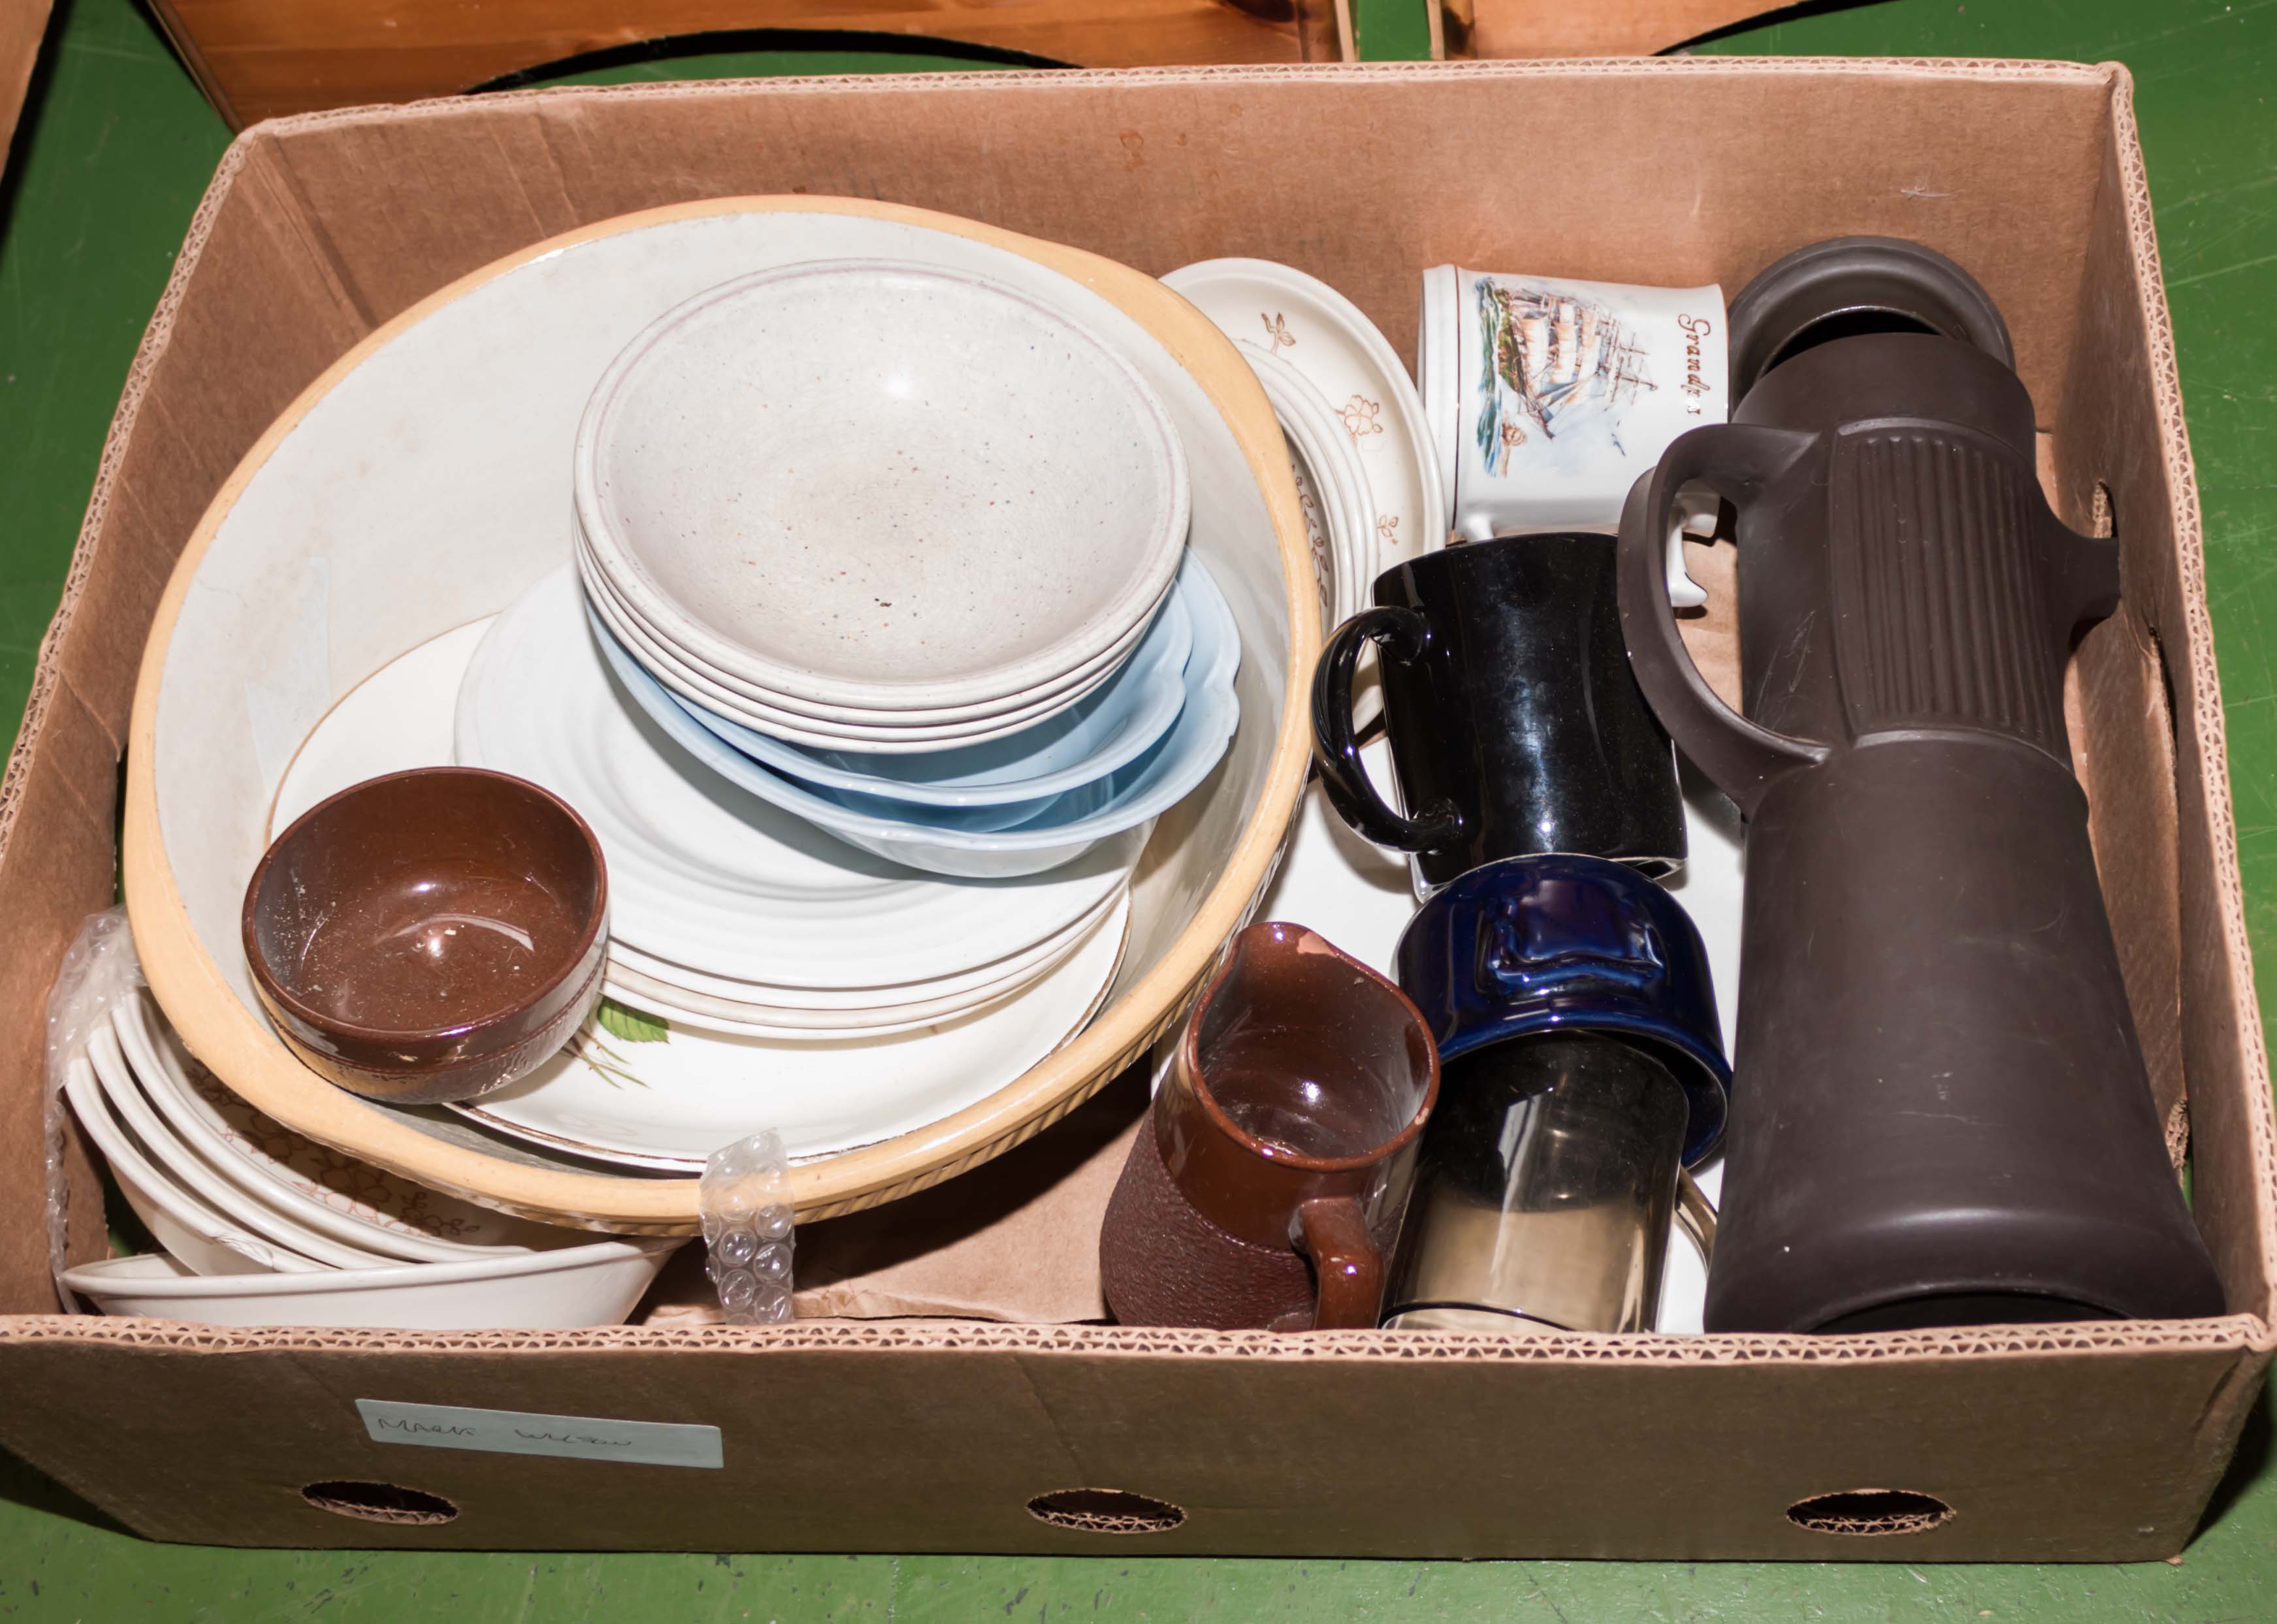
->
1383, 853, 1730, 1331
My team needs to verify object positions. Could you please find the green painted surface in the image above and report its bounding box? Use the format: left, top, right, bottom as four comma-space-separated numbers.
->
4, 0, 2277, 1615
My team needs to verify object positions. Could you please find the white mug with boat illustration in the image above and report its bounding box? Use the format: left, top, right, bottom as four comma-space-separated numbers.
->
1419, 266, 1728, 606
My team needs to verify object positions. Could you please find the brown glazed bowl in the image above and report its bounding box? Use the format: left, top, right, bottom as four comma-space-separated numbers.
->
242, 767, 609, 1106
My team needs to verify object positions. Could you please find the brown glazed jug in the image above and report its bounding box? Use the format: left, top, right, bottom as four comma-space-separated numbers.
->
1099, 922, 1439, 1330
1614, 238, 2226, 1333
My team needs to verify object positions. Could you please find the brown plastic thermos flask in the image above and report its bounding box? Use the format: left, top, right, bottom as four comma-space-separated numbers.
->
1614, 237, 2226, 1333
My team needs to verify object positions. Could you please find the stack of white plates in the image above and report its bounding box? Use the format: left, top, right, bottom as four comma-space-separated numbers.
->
57, 988, 679, 1326
259, 604, 1139, 1173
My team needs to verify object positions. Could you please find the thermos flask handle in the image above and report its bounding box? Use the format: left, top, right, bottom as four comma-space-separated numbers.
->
1295, 1195, 1384, 1329
1675, 1168, 1716, 1264
1617, 424, 1831, 815
1310, 606, 1466, 852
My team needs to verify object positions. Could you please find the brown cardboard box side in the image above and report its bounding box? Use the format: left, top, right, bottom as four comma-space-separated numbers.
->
0, 60, 2271, 1561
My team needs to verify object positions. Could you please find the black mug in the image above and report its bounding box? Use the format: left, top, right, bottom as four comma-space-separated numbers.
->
1311, 532, 1685, 894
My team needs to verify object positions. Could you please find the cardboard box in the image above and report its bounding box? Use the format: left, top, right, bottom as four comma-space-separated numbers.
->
1, 57, 2271, 1559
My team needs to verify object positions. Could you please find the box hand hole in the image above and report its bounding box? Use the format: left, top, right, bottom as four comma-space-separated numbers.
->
1786, 1488, 1954, 1537
300, 1480, 460, 1526
1025, 1488, 1186, 1535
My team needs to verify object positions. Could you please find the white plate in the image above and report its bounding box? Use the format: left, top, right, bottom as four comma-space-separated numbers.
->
265, 618, 493, 840
87, 1025, 403, 1270
1417, 263, 1462, 530
113, 990, 560, 1262
60, 1055, 321, 1275
1286, 451, 1335, 623
459, 880, 1131, 1168
61, 1241, 679, 1330
605, 893, 1130, 1040
576, 259, 1189, 712
604, 892, 1120, 1034
602, 878, 1123, 1009
1252, 740, 1745, 1335
456, 569, 1144, 987
1244, 343, 1379, 625
1165, 258, 1445, 569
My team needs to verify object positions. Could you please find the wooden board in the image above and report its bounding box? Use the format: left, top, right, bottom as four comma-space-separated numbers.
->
0, 0, 51, 163
144, 0, 1319, 129
1466, 0, 1784, 57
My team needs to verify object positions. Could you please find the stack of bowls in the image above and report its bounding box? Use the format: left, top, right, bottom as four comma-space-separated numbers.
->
56, 988, 679, 1327
566, 257, 1240, 880
434, 242, 1253, 1173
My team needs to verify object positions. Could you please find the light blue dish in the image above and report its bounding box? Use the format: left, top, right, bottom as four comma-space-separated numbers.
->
594, 554, 1243, 880
666, 558, 1198, 810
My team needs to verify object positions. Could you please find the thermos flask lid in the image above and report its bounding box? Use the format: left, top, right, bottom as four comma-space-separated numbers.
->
1392, 853, 1732, 1166
1726, 234, 2016, 401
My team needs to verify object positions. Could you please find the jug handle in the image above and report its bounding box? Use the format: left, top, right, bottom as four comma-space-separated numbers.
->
1297, 1196, 1385, 1330
1617, 424, 1830, 816
1310, 607, 1466, 852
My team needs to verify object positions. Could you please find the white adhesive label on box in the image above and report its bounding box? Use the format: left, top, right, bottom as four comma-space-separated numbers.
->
356, 1400, 722, 1469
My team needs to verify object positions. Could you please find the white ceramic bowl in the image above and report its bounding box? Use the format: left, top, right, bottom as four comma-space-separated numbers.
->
60, 1055, 321, 1276
127, 199, 1312, 1230
576, 257, 1189, 715
594, 552, 1239, 880
574, 533, 1159, 748
665, 584, 1194, 808
60, 1241, 681, 1329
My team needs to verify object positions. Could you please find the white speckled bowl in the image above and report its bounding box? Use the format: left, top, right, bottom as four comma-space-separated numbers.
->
577, 257, 1189, 720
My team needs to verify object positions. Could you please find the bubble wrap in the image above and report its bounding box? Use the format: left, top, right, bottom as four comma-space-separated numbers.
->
44, 907, 144, 1313
700, 1128, 794, 1324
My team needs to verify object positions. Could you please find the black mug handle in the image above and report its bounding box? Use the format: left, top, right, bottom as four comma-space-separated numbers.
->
1310, 606, 1466, 853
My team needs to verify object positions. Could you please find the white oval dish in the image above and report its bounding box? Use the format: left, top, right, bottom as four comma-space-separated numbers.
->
112, 991, 564, 1263
265, 616, 1135, 1012
61, 1055, 321, 1276
87, 1025, 402, 1271
577, 258, 1189, 713
61, 1241, 680, 1330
